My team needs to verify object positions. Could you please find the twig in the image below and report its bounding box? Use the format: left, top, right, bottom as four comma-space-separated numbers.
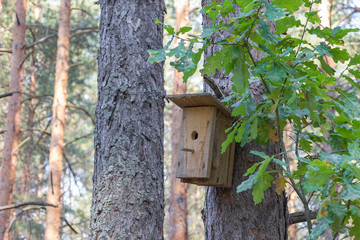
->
67, 104, 95, 125
63, 152, 82, 194
64, 132, 93, 146
289, 210, 318, 225
61, 216, 79, 234
0, 91, 20, 99
203, 74, 225, 99
0, 201, 57, 211
295, 0, 315, 58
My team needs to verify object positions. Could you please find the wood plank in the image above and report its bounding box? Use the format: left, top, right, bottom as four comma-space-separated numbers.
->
176, 107, 216, 179
168, 93, 232, 118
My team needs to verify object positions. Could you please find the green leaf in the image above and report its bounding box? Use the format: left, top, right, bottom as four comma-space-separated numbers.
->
349, 164, 360, 179
257, 18, 279, 43
202, 27, 217, 38
182, 45, 205, 82
169, 40, 187, 58
329, 47, 350, 63
349, 213, 360, 239
221, 0, 235, 17
272, 0, 303, 13
237, 174, 257, 193
244, 162, 262, 177
252, 173, 273, 204
341, 183, 360, 201
349, 141, 360, 159
299, 138, 312, 152
328, 203, 347, 232
305, 11, 321, 24
250, 150, 268, 159
221, 122, 239, 153
176, 26, 192, 35
256, 156, 272, 179
307, 160, 334, 187
231, 57, 250, 93
307, 217, 333, 240
264, 1, 286, 21
318, 57, 335, 76
275, 16, 301, 35
349, 54, 360, 66
155, 18, 175, 35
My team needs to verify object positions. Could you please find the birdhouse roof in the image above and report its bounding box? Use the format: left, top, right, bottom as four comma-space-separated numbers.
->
167, 93, 232, 118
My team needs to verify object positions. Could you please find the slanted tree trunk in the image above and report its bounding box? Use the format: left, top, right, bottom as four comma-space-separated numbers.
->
44, 0, 71, 239
90, 0, 166, 239
0, 0, 27, 238
169, 1, 189, 239
201, 1, 288, 239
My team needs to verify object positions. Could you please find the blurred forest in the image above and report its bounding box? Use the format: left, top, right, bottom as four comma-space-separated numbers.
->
0, 0, 359, 239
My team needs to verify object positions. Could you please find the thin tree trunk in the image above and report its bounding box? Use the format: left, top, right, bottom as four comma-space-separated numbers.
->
90, 0, 166, 239
201, 1, 288, 239
169, 1, 189, 239
44, 0, 71, 239
20, 57, 37, 194
0, 0, 27, 238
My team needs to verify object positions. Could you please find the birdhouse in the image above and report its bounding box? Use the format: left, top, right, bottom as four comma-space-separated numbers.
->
168, 93, 235, 187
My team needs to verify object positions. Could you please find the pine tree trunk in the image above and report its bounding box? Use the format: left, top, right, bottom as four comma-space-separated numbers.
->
201, 1, 288, 239
0, 0, 27, 238
169, 1, 189, 239
20, 57, 37, 194
44, 0, 71, 239
90, 0, 166, 239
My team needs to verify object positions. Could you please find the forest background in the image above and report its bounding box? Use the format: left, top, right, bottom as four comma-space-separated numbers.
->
0, 0, 359, 239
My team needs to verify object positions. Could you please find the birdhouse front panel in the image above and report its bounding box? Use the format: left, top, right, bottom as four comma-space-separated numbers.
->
181, 111, 235, 187
176, 106, 217, 179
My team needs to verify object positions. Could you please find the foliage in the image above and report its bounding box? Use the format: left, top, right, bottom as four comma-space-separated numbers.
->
149, 0, 360, 238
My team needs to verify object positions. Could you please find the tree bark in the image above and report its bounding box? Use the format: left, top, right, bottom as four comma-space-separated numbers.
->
44, 0, 71, 239
169, 1, 189, 239
0, 0, 27, 238
90, 0, 166, 239
201, 1, 288, 239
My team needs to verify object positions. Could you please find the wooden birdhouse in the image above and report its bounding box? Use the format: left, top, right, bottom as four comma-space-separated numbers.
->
168, 93, 235, 187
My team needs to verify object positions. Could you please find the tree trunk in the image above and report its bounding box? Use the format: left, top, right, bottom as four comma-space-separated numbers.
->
20, 57, 37, 194
44, 0, 71, 239
0, 0, 27, 238
90, 0, 166, 239
169, 1, 189, 239
201, 1, 288, 239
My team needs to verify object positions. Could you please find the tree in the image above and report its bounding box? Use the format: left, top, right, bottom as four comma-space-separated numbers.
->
44, 0, 71, 239
90, 0, 166, 239
169, 1, 190, 239
0, 0, 27, 238
200, 2, 288, 239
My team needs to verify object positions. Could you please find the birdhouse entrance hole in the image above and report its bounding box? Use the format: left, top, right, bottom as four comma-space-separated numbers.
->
191, 131, 198, 140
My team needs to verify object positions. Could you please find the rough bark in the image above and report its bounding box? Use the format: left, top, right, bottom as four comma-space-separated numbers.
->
44, 0, 71, 239
0, 0, 27, 238
90, 1, 166, 239
169, 1, 189, 239
201, 1, 288, 239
